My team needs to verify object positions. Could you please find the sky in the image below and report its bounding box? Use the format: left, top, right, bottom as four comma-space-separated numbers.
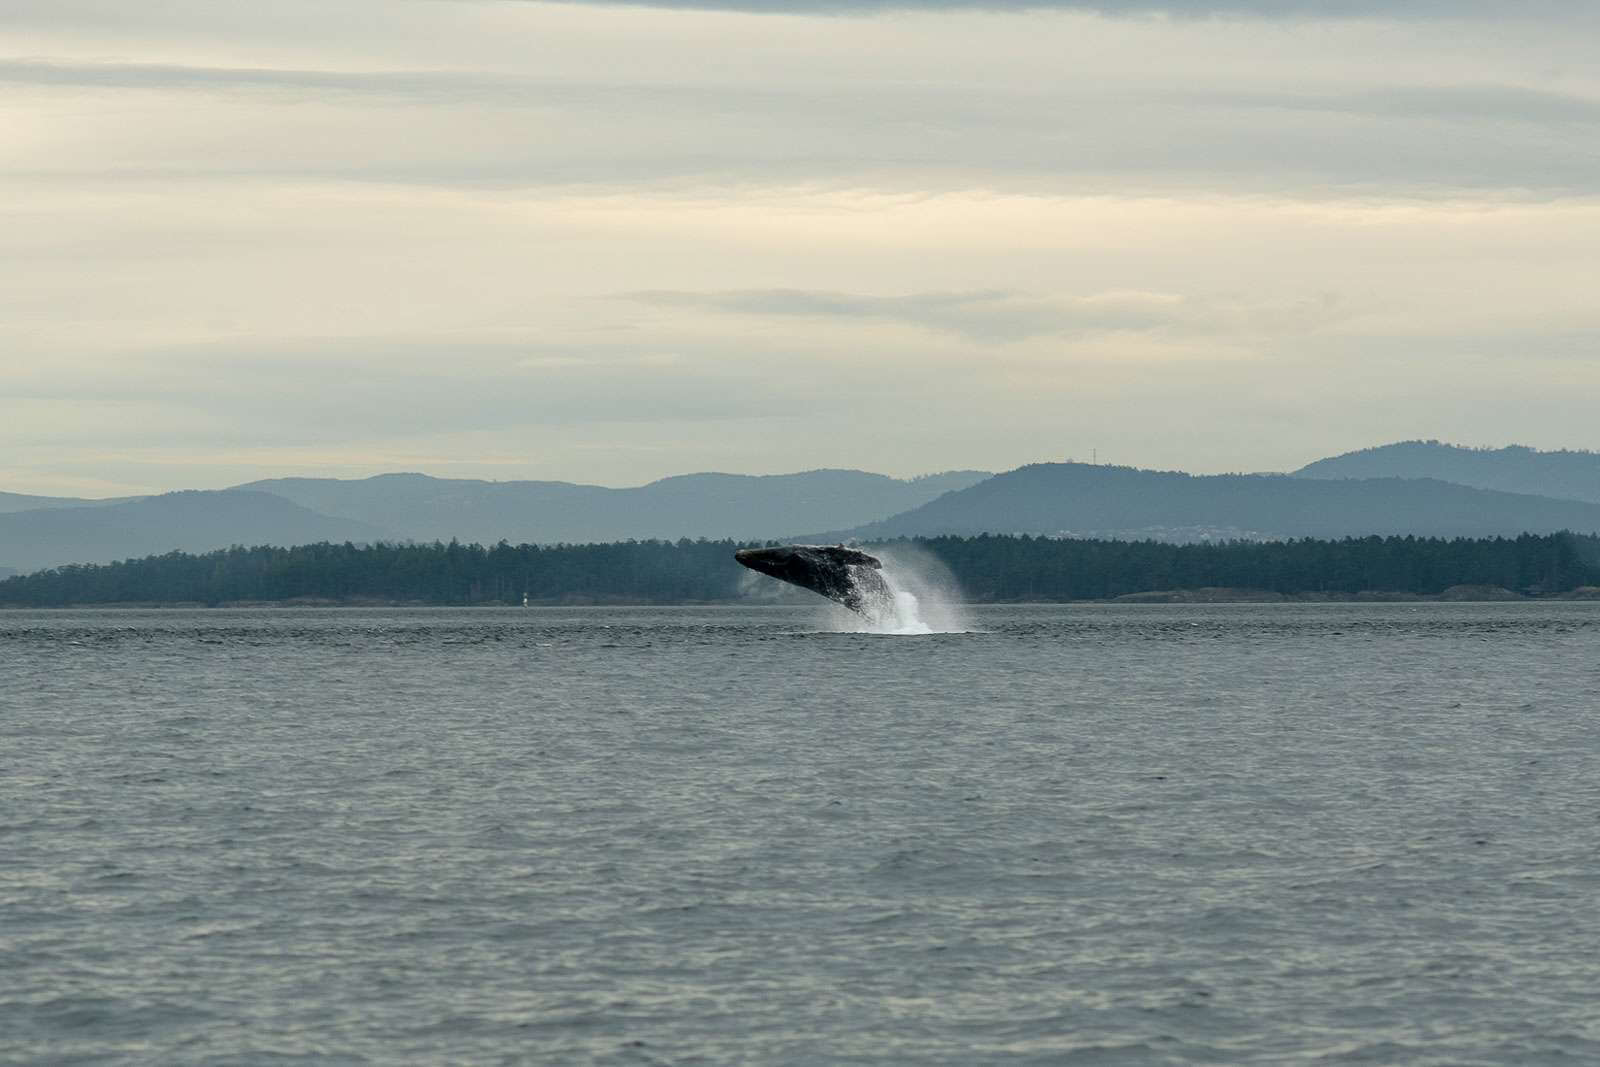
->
3, 0, 1598, 496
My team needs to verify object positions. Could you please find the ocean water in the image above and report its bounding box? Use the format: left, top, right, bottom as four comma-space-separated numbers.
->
3, 603, 1600, 1065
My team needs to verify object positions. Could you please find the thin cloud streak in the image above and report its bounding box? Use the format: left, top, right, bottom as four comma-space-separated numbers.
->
11, 58, 1598, 131
7, 55, 1597, 196
627, 288, 1191, 341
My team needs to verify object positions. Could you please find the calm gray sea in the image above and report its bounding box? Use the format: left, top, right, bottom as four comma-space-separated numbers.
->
4, 604, 1600, 1065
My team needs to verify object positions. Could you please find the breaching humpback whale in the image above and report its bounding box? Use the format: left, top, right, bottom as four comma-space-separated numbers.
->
735, 545, 892, 617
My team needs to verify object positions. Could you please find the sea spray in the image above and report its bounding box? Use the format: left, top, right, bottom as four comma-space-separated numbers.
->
829, 543, 971, 635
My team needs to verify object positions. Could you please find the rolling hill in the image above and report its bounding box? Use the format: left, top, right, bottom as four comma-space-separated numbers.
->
1295, 441, 1600, 504
0, 491, 140, 515
237, 469, 991, 545
13, 451, 1600, 575
815, 462, 1600, 543
0, 491, 387, 574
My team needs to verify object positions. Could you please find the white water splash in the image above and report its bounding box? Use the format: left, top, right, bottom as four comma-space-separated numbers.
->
831, 545, 971, 635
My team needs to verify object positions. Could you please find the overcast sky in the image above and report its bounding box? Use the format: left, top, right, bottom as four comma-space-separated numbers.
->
4, 0, 1598, 494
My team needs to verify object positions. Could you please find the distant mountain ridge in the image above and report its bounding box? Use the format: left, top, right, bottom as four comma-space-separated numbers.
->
811, 462, 1600, 542
0, 490, 142, 514
0, 468, 991, 575
0, 491, 386, 573
8, 447, 1600, 576
1296, 441, 1600, 504
235, 469, 992, 546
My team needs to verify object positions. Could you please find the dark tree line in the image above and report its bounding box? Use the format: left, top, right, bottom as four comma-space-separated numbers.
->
1, 533, 1596, 607
916, 532, 1598, 601
0, 540, 745, 607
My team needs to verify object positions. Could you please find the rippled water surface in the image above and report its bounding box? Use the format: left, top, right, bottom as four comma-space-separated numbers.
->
4, 603, 1600, 1065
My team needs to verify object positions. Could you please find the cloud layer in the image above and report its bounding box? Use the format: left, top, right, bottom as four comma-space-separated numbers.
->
3, 1, 1597, 494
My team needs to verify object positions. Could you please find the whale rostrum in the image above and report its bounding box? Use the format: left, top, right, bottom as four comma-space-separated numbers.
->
734, 545, 892, 617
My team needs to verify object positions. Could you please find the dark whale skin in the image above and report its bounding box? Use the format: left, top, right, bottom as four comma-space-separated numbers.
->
734, 545, 892, 616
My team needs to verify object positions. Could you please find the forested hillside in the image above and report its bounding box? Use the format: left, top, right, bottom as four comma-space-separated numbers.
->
818, 463, 1600, 542
1296, 441, 1600, 503
3, 533, 1596, 607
